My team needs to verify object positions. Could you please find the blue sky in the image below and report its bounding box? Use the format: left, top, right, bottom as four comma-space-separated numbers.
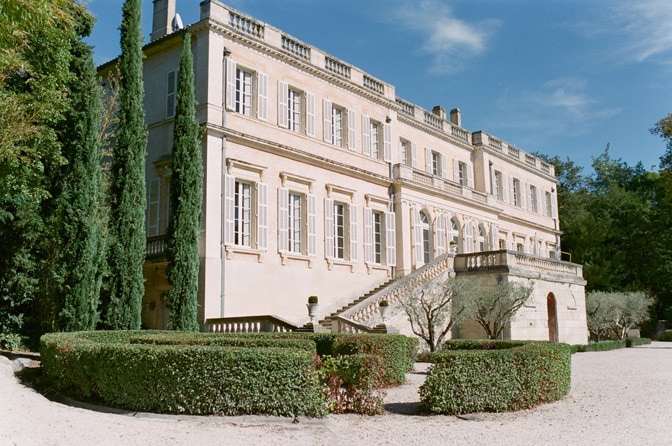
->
86, 0, 672, 173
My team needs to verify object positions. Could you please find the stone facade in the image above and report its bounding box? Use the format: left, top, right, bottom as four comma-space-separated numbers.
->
101, 0, 587, 344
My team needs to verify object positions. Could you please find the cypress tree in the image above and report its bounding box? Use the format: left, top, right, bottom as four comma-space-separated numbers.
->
105, 0, 147, 329
52, 12, 106, 332
165, 33, 203, 332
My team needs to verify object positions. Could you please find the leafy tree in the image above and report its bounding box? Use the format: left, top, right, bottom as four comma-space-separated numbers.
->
104, 0, 147, 330
587, 291, 653, 341
165, 33, 202, 332
399, 276, 478, 352
473, 281, 534, 340
0, 0, 86, 348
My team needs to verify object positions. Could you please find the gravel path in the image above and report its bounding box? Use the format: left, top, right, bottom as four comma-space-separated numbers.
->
1, 343, 671, 446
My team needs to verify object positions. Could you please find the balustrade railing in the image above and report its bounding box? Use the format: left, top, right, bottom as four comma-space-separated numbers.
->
325, 56, 350, 78
363, 75, 384, 94
424, 111, 443, 130
455, 250, 582, 278
396, 98, 414, 116
205, 315, 298, 333
450, 124, 470, 142
229, 12, 264, 38
146, 235, 166, 259
281, 35, 310, 59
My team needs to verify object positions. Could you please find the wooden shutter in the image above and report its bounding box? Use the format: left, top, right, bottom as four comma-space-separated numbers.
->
364, 207, 373, 263
323, 99, 332, 142
385, 211, 396, 267
307, 194, 317, 257
411, 142, 417, 168
453, 159, 460, 183
147, 178, 161, 236
425, 148, 432, 173
278, 187, 289, 253
441, 154, 448, 179
362, 115, 371, 156
413, 208, 424, 267
435, 213, 446, 255
349, 203, 358, 262
277, 80, 288, 128
306, 91, 315, 137
166, 70, 177, 118
257, 182, 268, 251
467, 164, 474, 188
257, 72, 268, 121
225, 60, 236, 111
324, 198, 334, 259
224, 175, 235, 245
348, 109, 356, 151
383, 123, 392, 162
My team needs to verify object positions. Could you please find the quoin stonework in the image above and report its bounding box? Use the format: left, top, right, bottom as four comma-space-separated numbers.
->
100, 0, 587, 344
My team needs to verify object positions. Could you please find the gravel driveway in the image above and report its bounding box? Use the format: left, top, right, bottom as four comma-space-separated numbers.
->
1, 342, 671, 446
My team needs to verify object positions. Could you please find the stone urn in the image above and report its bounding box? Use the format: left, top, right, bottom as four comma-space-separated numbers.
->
307, 296, 319, 324
379, 300, 390, 322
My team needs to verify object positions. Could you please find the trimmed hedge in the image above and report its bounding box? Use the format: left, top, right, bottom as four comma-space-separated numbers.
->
420, 341, 571, 415
659, 330, 672, 342
128, 331, 316, 351
573, 340, 626, 352
40, 331, 325, 417
625, 337, 652, 347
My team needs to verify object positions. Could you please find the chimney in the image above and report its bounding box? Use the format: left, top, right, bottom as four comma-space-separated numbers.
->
150, 0, 176, 42
432, 105, 446, 120
450, 108, 461, 127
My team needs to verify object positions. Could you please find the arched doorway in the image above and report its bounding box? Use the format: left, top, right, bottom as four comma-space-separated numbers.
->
547, 293, 558, 342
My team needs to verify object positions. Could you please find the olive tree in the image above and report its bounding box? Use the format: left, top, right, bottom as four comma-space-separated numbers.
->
587, 291, 653, 341
473, 281, 534, 340
399, 276, 478, 352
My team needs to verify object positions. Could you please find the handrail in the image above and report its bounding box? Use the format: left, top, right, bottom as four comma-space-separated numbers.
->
204, 315, 299, 333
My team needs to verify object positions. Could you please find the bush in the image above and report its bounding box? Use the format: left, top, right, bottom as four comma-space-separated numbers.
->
625, 337, 651, 347
332, 334, 416, 385
40, 331, 325, 417
128, 331, 316, 351
321, 354, 386, 415
659, 330, 672, 342
419, 341, 571, 415
573, 340, 626, 352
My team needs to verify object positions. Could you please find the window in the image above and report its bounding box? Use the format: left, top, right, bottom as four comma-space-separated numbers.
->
325, 199, 357, 261
224, 174, 268, 251
363, 116, 391, 161
464, 222, 473, 253
529, 185, 539, 213
477, 225, 486, 252
364, 208, 396, 266
278, 188, 316, 256
493, 170, 506, 201
426, 148, 446, 177
399, 139, 416, 167
414, 209, 432, 267
449, 218, 460, 253
512, 178, 521, 207
324, 101, 354, 148
544, 191, 555, 217
432, 152, 441, 176
166, 70, 177, 118
278, 81, 314, 135
453, 160, 473, 187
225, 60, 268, 120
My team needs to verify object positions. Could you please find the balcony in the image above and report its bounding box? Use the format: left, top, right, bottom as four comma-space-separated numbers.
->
146, 235, 167, 259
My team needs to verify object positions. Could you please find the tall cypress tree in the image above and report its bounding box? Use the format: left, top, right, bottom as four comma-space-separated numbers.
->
105, 0, 147, 329
51, 12, 107, 332
166, 33, 203, 331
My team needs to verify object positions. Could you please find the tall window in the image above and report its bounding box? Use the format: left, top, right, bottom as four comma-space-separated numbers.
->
224, 173, 268, 251
449, 218, 460, 252
494, 170, 504, 200
234, 181, 252, 246
287, 192, 302, 253
464, 222, 473, 253
334, 203, 346, 259
373, 211, 383, 264
545, 191, 553, 216
325, 198, 357, 261
363, 116, 390, 161
477, 225, 486, 252
458, 162, 467, 186
421, 212, 431, 264
432, 152, 441, 176
324, 102, 344, 146
512, 178, 521, 207
235, 68, 252, 116
369, 120, 380, 159
287, 88, 301, 132
364, 207, 396, 266
166, 70, 177, 118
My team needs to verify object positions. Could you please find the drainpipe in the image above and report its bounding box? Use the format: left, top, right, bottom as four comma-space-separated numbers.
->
220, 47, 231, 317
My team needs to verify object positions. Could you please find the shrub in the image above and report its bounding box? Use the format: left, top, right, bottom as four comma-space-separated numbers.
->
573, 340, 626, 352
128, 331, 316, 351
625, 337, 651, 347
321, 354, 386, 415
40, 331, 325, 417
659, 330, 672, 342
420, 341, 571, 415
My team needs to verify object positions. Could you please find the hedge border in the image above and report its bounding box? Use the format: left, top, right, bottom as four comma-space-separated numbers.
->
420, 340, 571, 415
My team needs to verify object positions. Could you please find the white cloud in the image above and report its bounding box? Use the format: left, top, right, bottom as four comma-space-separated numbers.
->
611, 0, 672, 64
392, 1, 500, 74
494, 78, 621, 136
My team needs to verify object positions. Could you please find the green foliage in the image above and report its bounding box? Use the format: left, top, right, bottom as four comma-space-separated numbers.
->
573, 340, 626, 352
625, 337, 651, 347
472, 281, 534, 340
399, 275, 479, 352
40, 331, 325, 416
420, 341, 571, 415
658, 330, 672, 342
128, 331, 316, 351
105, 0, 147, 330
321, 354, 386, 415
332, 334, 417, 385
586, 291, 653, 341
165, 33, 203, 332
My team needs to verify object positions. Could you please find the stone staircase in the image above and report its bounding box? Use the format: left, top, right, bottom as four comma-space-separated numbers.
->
319, 279, 395, 332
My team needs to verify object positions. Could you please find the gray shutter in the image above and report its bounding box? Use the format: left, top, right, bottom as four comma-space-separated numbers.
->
364, 207, 373, 263
323, 99, 332, 142
307, 194, 317, 257
277, 80, 288, 128
348, 109, 356, 151
383, 123, 392, 162
225, 60, 236, 111
257, 182, 268, 251
349, 204, 358, 262
278, 187, 289, 253
362, 115, 371, 156
325, 198, 334, 259
385, 211, 396, 267
257, 72, 268, 121
436, 213, 446, 255
147, 178, 161, 236
411, 142, 417, 168
306, 91, 315, 137
224, 175, 235, 245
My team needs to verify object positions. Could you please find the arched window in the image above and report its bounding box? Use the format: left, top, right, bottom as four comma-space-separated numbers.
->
449, 218, 460, 253
420, 211, 431, 264
463, 222, 473, 253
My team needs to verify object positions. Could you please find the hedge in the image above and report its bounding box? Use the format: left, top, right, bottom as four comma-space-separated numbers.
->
40, 331, 325, 417
659, 330, 672, 342
420, 341, 571, 415
625, 337, 652, 347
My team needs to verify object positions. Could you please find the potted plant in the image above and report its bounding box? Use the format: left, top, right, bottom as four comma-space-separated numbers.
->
379, 299, 389, 322
307, 296, 318, 323
449, 240, 458, 254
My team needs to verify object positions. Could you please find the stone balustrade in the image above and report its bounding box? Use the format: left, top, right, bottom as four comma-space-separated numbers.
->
454, 250, 583, 278
205, 315, 298, 333
228, 11, 264, 38
146, 235, 166, 259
